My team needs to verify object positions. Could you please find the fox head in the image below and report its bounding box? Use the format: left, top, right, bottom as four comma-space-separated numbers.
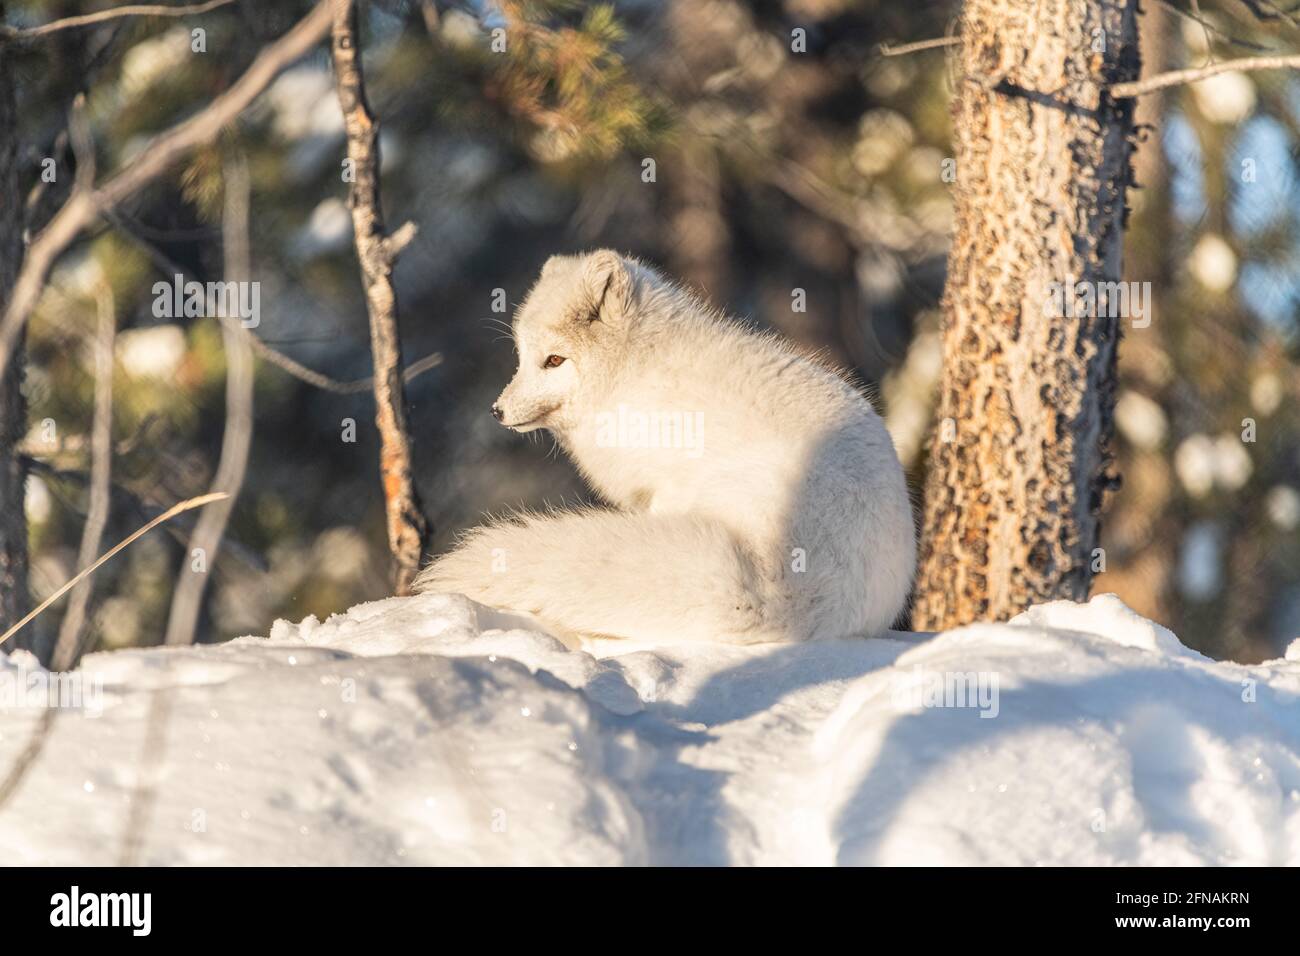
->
492, 250, 637, 434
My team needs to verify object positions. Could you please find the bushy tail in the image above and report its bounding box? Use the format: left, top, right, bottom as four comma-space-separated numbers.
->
414, 509, 787, 644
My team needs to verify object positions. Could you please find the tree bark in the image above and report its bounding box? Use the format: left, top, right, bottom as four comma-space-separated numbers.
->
331, 0, 430, 595
913, 0, 1140, 630
0, 36, 30, 652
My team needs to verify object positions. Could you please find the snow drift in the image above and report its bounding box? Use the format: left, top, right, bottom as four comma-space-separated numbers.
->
1, 593, 1297, 865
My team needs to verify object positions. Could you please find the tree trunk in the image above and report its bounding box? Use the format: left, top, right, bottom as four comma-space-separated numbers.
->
0, 39, 30, 653
912, 0, 1140, 630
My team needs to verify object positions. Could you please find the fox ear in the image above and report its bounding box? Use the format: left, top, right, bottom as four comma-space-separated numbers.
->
582, 250, 632, 322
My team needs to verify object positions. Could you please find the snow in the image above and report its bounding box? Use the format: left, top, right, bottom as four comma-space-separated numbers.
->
2, 592, 1298, 865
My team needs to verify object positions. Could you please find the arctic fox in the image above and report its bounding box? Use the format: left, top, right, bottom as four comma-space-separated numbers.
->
414, 250, 916, 644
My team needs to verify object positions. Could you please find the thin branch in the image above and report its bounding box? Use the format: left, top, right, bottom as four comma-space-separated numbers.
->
47, 116, 116, 678
1232, 0, 1300, 32
23, 26, 132, 241
0, 0, 334, 387
219, 314, 443, 395
1160, 0, 1270, 55
25, 454, 269, 575
23, 130, 68, 232
1112, 53, 1300, 97
164, 152, 255, 647
68, 93, 95, 193
879, 36, 960, 57
419, 0, 440, 35
50, 282, 115, 672
53, 119, 115, 667
107, 207, 442, 394
0, 0, 236, 42
760, 153, 935, 256
0, 493, 228, 650
1189, 0, 1217, 65
332, 0, 431, 595
114, 414, 162, 456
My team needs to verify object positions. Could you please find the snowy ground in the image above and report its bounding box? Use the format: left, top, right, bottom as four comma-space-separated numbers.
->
1, 592, 1298, 865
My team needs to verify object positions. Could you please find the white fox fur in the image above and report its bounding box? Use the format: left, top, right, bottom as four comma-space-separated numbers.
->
414, 250, 916, 644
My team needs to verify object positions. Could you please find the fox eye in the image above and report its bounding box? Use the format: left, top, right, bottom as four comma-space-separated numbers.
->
543, 354, 567, 369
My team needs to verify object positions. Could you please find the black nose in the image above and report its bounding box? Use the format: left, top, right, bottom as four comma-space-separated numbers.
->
490, 404, 504, 422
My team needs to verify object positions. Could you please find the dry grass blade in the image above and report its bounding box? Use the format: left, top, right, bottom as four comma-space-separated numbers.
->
0, 492, 229, 650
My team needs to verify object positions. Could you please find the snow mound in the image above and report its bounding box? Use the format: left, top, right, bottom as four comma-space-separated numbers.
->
1, 593, 1298, 865
1010, 592, 1199, 658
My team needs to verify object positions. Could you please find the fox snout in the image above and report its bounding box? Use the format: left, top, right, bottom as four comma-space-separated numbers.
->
491, 387, 558, 431
490, 366, 567, 431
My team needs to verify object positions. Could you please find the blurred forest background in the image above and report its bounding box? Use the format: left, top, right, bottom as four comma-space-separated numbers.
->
5, 0, 1299, 663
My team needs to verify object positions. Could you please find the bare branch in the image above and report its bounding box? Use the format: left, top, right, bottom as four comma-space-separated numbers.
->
25, 454, 269, 576
1229, 0, 1300, 32
104, 207, 441, 394
392, 350, 443, 388
230, 319, 442, 394
0, 0, 236, 42
0, 0, 334, 386
164, 153, 254, 647
50, 283, 115, 672
24, 130, 69, 235
383, 220, 419, 259
41, 217, 125, 658
241, 326, 441, 393
1112, 53, 1300, 97
419, 0, 440, 36
760, 155, 939, 257
67, 94, 95, 194
48, 120, 112, 667
879, 36, 960, 57
332, 0, 431, 595
1158, 0, 1271, 54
